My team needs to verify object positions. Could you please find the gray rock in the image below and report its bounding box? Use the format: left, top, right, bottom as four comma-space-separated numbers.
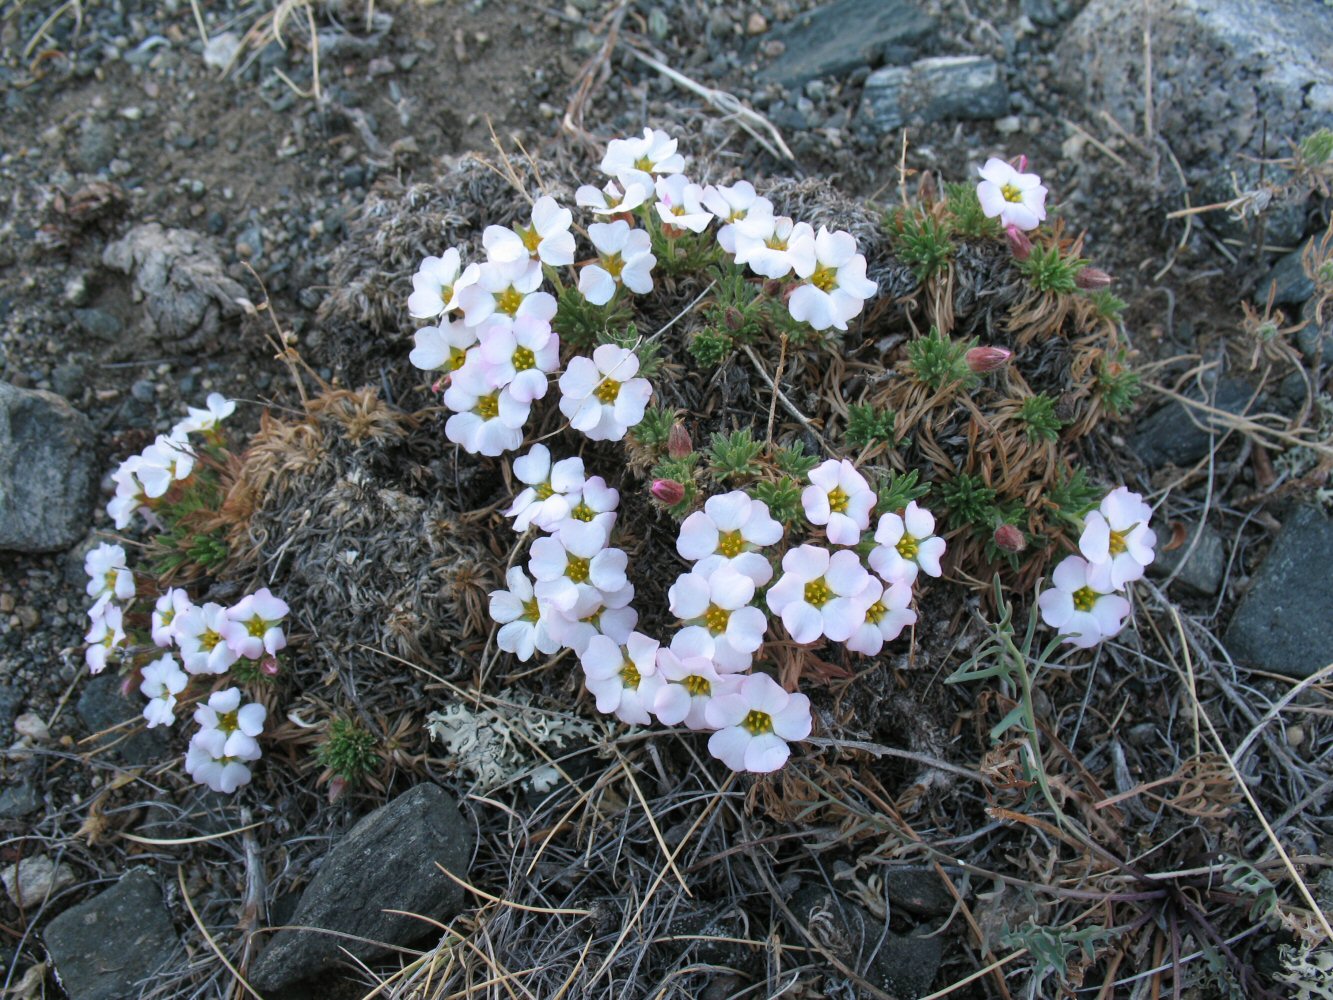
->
860, 56, 1007, 133
0, 383, 98, 553
1262, 250, 1315, 308
76, 673, 170, 767
0, 684, 22, 733
0, 775, 40, 820
756, 0, 935, 87
1057, 0, 1333, 180
101, 224, 246, 350
72, 308, 123, 340
882, 866, 956, 917
1150, 522, 1227, 595
45, 870, 180, 1000
1129, 379, 1258, 469
1194, 163, 1308, 248
251, 784, 473, 991
1296, 297, 1332, 360
1226, 506, 1333, 678
51, 363, 87, 399
75, 120, 116, 173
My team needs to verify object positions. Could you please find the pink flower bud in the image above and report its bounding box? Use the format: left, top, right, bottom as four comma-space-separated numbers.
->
327, 776, 347, 804
762, 279, 783, 298
1075, 267, 1112, 290
966, 346, 1013, 373
993, 524, 1026, 553
651, 479, 686, 506
1005, 224, 1032, 261
667, 424, 692, 459
430, 377, 447, 395
260, 655, 281, 677
1011, 154, 1028, 173
724, 307, 745, 331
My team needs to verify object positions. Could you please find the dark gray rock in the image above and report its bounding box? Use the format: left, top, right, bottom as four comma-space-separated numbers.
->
1296, 298, 1332, 361
1057, 0, 1333, 180
1261, 249, 1315, 307
1129, 379, 1258, 469
72, 308, 124, 341
1226, 506, 1333, 678
0, 774, 40, 820
1195, 163, 1307, 248
1150, 522, 1227, 595
44, 870, 180, 1000
251, 784, 473, 991
882, 866, 956, 917
860, 56, 1007, 133
77, 673, 170, 767
75, 120, 116, 173
756, 0, 935, 87
0, 383, 98, 553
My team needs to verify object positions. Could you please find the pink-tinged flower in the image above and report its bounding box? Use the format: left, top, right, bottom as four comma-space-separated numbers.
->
221, 588, 289, 659
139, 653, 188, 728
489, 566, 562, 661
1079, 487, 1156, 591
869, 502, 947, 585
654, 174, 714, 233
702, 181, 774, 255
965, 346, 1012, 373
185, 728, 257, 794
575, 177, 652, 216
545, 584, 637, 656
580, 631, 664, 725
442, 359, 530, 457
483, 195, 575, 267
653, 640, 740, 730
976, 157, 1048, 232
151, 587, 194, 648
85, 542, 135, 603
668, 562, 768, 672
193, 687, 267, 760
409, 317, 478, 376
802, 459, 876, 546
578, 221, 656, 305
845, 578, 916, 656
172, 392, 236, 437
505, 444, 584, 532
529, 521, 627, 612
175, 602, 241, 675
558, 344, 653, 442
788, 227, 878, 332
408, 248, 479, 319
457, 257, 556, 329
476, 315, 560, 403
600, 127, 686, 193
766, 545, 878, 644
676, 490, 783, 586
552, 474, 620, 538
705, 673, 812, 773
732, 215, 816, 279
84, 604, 125, 674
1038, 555, 1132, 649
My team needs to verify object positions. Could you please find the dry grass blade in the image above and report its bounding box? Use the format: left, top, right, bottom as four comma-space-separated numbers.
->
177, 866, 267, 1000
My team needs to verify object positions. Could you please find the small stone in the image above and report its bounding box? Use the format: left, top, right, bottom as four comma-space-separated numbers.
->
746, 12, 768, 34
1130, 378, 1258, 469
996, 114, 1023, 134
1151, 522, 1227, 595
14, 605, 40, 629
72, 308, 123, 340
1287, 725, 1305, 749
860, 56, 1008, 133
3, 855, 77, 908
77, 673, 170, 766
75, 121, 116, 172
881, 866, 956, 917
757, 0, 935, 87
0, 778, 40, 819
51, 363, 86, 399
14, 712, 49, 742
63, 274, 90, 306
0, 593, 13, 613
130, 379, 155, 404
1262, 249, 1316, 308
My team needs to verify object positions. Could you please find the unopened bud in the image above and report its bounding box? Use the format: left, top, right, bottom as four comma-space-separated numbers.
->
651, 479, 686, 505
261, 655, 281, 677
724, 306, 745, 331
667, 423, 692, 459
993, 524, 1026, 554
1011, 154, 1028, 173
762, 279, 783, 298
430, 377, 447, 395
1075, 267, 1112, 290
966, 346, 1013, 373
1005, 224, 1032, 261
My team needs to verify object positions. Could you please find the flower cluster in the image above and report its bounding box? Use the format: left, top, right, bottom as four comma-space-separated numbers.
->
1039, 487, 1156, 648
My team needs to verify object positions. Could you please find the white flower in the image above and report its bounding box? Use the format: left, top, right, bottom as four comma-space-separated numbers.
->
172, 393, 236, 437
545, 584, 638, 656
408, 248, 479, 319
653, 174, 714, 233
653, 640, 740, 730
505, 445, 585, 532
788, 227, 878, 332
84, 604, 125, 674
868, 502, 947, 585
766, 545, 877, 644
409, 317, 478, 376
558, 344, 653, 442
175, 602, 241, 675
489, 566, 562, 661
221, 588, 289, 659
457, 257, 556, 329
85, 542, 135, 602
600, 127, 686, 193
667, 562, 767, 672
136, 433, 195, 499
107, 458, 146, 529
476, 315, 560, 403
575, 177, 652, 216
702, 182, 773, 255
1038, 555, 1132, 649
194, 687, 267, 756
139, 653, 188, 728
845, 578, 916, 655
529, 521, 627, 612
1079, 487, 1156, 591
152, 587, 194, 648
732, 215, 816, 279
185, 726, 259, 794
705, 673, 812, 773
802, 459, 876, 546
580, 631, 664, 725
443, 359, 530, 457
483, 195, 576, 267
578, 221, 656, 305
676, 490, 782, 586
976, 158, 1048, 232
552, 474, 620, 538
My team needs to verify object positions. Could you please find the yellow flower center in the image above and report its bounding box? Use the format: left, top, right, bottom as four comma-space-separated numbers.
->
670, 204, 687, 217
495, 286, 524, 316
704, 603, 730, 634
810, 263, 838, 293
765, 234, 788, 250
683, 674, 711, 697
594, 379, 621, 404
570, 501, 595, 522
535, 482, 556, 500
896, 534, 919, 560
160, 609, 176, 627
634, 155, 654, 172
200, 629, 221, 652
1108, 528, 1128, 556
475, 393, 500, 420
448, 346, 469, 371
521, 597, 541, 623
742, 709, 773, 735
566, 555, 590, 585
215, 709, 239, 733
512, 346, 536, 372
603, 252, 625, 279
717, 530, 745, 558
245, 617, 268, 638
519, 225, 542, 253
827, 487, 849, 513
804, 578, 832, 608
1001, 182, 1023, 204
1072, 586, 1097, 613
866, 600, 887, 624
104, 570, 119, 592
621, 660, 641, 689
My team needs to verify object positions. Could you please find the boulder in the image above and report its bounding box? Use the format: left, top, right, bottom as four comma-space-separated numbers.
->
756, 0, 935, 87
860, 56, 1008, 134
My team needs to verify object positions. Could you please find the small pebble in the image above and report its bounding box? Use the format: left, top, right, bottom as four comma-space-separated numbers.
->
746, 12, 768, 34
15, 606, 40, 630
0, 593, 14, 613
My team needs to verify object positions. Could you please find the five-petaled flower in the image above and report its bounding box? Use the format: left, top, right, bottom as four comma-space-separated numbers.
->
802, 459, 876, 546
1037, 555, 1131, 649
788, 226, 878, 331
976, 157, 1048, 232
408, 248, 479, 319
490, 566, 562, 661
578, 221, 656, 306
766, 545, 877, 644
1079, 487, 1156, 592
676, 490, 783, 586
668, 562, 768, 672
558, 344, 653, 442
140, 653, 188, 728
580, 631, 664, 725
869, 502, 947, 586
483, 195, 575, 267
705, 673, 812, 773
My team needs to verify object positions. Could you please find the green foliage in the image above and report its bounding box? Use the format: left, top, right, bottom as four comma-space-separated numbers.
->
844, 404, 897, 449
751, 477, 804, 526
688, 327, 733, 367
907, 327, 978, 393
706, 428, 764, 482
652, 226, 723, 276
890, 208, 954, 283
938, 471, 996, 530
1096, 359, 1142, 416
1088, 288, 1127, 320
703, 266, 765, 344
1019, 243, 1084, 294
1019, 393, 1064, 443
599, 324, 662, 378
772, 440, 820, 478
1000, 920, 1110, 987
315, 717, 379, 785
1223, 859, 1280, 923
551, 284, 631, 349
944, 181, 1002, 239
1046, 467, 1102, 526
630, 405, 676, 451
874, 468, 931, 515
1299, 127, 1333, 168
